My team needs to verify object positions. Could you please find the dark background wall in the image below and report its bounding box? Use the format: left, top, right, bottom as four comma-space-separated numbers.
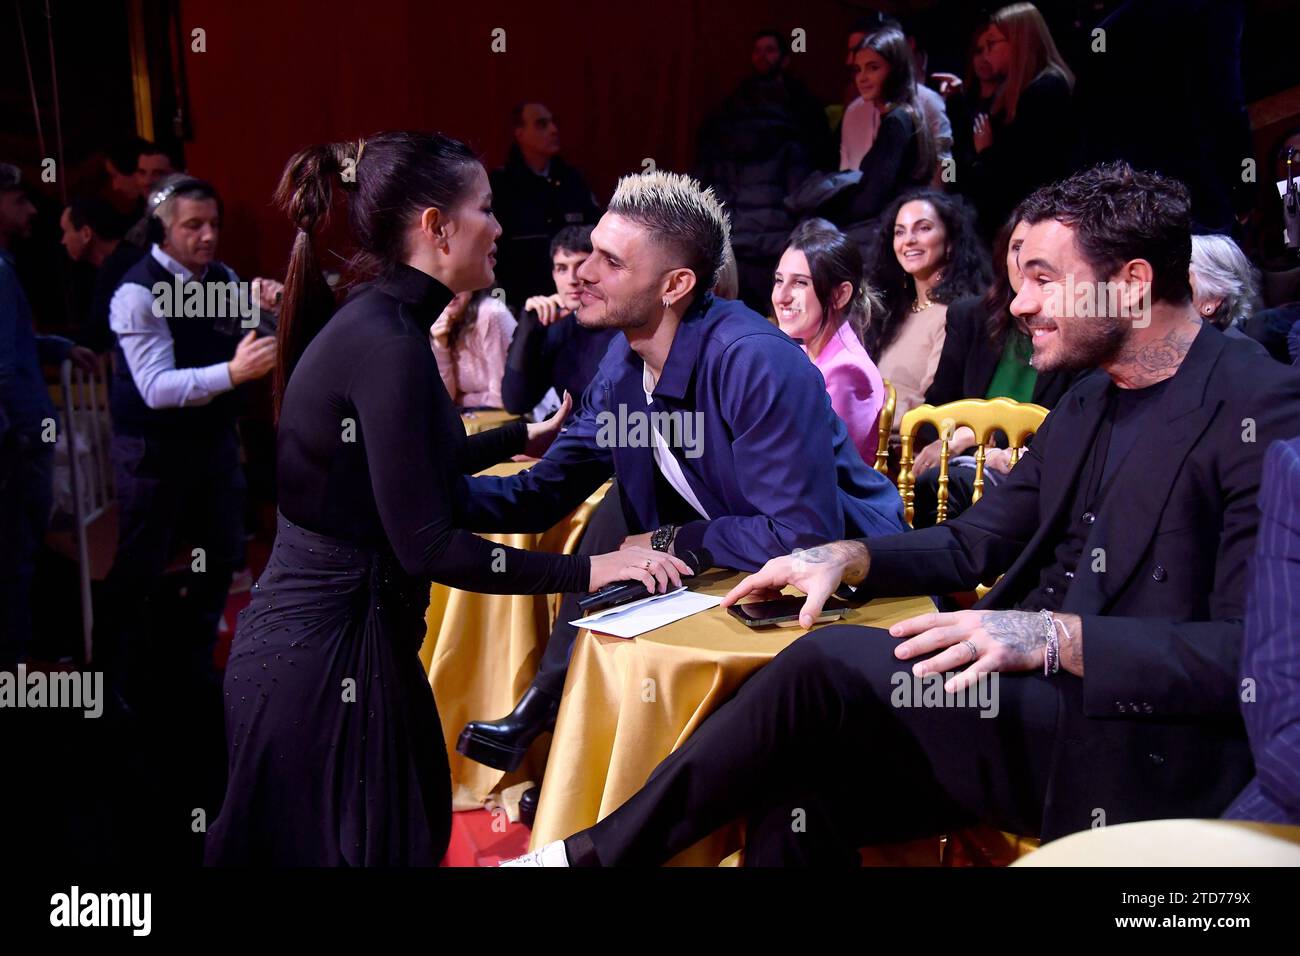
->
173, 0, 902, 279
1, 3, 137, 178
5, 0, 1300, 306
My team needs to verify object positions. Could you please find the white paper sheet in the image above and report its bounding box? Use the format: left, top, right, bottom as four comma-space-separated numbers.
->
570, 587, 723, 638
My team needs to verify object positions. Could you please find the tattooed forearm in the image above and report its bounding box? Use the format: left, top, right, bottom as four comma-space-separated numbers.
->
982, 611, 1047, 654
797, 540, 872, 587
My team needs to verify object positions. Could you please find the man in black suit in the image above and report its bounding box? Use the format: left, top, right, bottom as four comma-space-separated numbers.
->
489, 103, 600, 310
505, 163, 1300, 867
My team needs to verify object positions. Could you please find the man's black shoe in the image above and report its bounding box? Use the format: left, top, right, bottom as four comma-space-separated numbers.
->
519, 785, 540, 829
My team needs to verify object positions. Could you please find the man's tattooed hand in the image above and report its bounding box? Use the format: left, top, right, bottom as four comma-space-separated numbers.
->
891, 608, 1084, 691
981, 610, 1047, 654
792, 540, 871, 587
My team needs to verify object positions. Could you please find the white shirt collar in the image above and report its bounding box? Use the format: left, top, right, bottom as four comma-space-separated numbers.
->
640, 359, 710, 520
642, 361, 657, 402
150, 243, 206, 282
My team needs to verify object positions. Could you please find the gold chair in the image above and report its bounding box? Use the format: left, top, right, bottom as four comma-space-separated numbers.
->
897, 397, 1048, 526
873, 380, 896, 474
895, 396, 1050, 866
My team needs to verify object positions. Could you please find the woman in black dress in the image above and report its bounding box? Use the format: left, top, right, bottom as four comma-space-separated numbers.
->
203, 131, 689, 865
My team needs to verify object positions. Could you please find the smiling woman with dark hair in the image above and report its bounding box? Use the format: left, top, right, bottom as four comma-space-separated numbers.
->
773, 218, 886, 463
865, 188, 990, 424
823, 26, 936, 231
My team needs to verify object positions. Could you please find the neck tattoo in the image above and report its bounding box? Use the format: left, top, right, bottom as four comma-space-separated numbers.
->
1111, 318, 1201, 388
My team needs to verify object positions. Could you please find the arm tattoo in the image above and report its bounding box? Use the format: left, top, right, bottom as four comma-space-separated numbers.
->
797, 540, 871, 586
982, 611, 1047, 653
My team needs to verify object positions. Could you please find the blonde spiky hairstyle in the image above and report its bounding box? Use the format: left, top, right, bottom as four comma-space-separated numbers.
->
607, 170, 732, 293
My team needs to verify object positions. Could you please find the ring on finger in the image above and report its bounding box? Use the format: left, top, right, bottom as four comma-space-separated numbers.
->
961, 639, 978, 664
643, 559, 652, 569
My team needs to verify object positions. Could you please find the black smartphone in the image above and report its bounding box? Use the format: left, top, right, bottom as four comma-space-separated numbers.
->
727, 596, 852, 628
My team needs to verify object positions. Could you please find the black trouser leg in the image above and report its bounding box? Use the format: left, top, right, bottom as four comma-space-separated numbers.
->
912, 465, 978, 528
571, 623, 1058, 866
98, 433, 182, 697
184, 426, 246, 678
98, 428, 246, 693
740, 779, 933, 867
533, 483, 627, 700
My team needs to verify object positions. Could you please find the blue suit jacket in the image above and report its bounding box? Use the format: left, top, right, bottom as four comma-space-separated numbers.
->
459, 293, 905, 570
1225, 435, 1300, 824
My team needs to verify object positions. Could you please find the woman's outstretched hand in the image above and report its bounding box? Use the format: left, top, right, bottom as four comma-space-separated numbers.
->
589, 546, 694, 594
523, 390, 573, 458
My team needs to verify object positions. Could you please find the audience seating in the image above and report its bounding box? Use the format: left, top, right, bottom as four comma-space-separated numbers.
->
897, 397, 1049, 526
874, 380, 896, 474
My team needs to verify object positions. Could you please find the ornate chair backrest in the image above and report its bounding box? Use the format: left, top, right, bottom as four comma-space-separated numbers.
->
874, 380, 897, 474
897, 397, 1049, 525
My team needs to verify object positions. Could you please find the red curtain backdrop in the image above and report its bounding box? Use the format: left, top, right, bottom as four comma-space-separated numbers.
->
178, 0, 866, 279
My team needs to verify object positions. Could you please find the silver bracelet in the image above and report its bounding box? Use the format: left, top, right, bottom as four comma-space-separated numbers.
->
1040, 609, 1060, 675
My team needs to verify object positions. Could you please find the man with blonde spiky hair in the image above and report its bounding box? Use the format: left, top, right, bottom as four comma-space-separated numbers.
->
455, 169, 907, 779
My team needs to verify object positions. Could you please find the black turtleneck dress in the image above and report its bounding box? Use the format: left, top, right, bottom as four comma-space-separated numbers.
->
204, 264, 590, 866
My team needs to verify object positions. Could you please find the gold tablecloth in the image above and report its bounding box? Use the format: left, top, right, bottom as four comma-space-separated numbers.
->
460, 409, 520, 435
528, 570, 937, 865
418, 459, 611, 808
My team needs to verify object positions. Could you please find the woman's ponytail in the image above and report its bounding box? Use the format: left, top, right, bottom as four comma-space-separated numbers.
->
848, 276, 884, 348
272, 140, 358, 417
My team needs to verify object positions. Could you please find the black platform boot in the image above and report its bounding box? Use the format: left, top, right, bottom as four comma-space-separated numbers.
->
456, 686, 560, 772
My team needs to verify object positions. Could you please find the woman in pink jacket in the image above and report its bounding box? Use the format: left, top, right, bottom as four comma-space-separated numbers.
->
772, 218, 886, 465
430, 288, 516, 408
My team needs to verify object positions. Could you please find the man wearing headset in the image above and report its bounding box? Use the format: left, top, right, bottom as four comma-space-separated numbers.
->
100, 173, 281, 704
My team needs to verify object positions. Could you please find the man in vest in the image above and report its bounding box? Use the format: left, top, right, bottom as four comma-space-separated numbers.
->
101, 174, 279, 704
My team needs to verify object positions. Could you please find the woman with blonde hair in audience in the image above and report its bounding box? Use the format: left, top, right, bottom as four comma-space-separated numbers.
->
865, 189, 990, 427
773, 218, 886, 463
961, 2, 1076, 235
